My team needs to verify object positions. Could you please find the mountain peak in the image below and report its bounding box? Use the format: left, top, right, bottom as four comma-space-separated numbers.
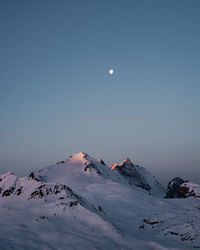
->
109, 157, 133, 170
119, 158, 132, 166
67, 152, 90, 162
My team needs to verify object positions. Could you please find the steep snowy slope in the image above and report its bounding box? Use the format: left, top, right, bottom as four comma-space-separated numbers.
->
0, 152, 200, 249
110, 158, 165, 196
0, 170, 126, 249
33, 152, 121, 188
33, 152, 165, 196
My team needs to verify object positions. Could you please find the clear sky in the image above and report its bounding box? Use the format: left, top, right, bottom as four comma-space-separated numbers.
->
0, 0, 200, 186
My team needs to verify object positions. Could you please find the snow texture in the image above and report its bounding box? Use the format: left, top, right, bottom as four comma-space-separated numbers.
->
0, 152, 199, 249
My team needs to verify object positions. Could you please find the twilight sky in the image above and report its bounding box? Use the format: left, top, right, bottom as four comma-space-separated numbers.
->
0, 0, 200, 186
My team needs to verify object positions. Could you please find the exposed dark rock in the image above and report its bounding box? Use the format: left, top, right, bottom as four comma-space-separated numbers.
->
29, 172, 41, 182
169, 231, 179, 235
68, 155, 73, 159
68, 201, 78, 207
29, 184, 73, 200
98, 206, 103, 212
16, 186, 23, 196
2, 187, 15, 197
84, 163, 102, 176
178, 185, 191, 198
31, 188, 44, 199
84, 165, 89, 172
56, 161, 65, 164
143, 218, 161, 225
100, 159, 105, 165
165, 177, 185, 198
139, 224, 145, 229
39, 216, 47, 220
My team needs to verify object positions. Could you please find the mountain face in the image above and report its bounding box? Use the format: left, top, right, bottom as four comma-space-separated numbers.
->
110, 158, 151, 191
33, 152, 165, 197
0, 152, 200, 250
109, 158, 165, 196
0, 171, 98, 214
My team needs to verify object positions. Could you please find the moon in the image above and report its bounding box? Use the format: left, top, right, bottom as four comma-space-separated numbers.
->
109, 69, 114, 75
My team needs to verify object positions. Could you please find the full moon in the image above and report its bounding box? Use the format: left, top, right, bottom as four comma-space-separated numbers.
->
109, 69, 114, 75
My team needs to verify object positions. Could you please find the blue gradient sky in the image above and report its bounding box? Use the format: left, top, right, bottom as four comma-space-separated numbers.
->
0, 0, 200, 186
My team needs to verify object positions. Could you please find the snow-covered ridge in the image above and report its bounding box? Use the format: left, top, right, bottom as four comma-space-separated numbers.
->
42, 152, 163, 196
0, 153, 165, 198
0, 152, 200, 249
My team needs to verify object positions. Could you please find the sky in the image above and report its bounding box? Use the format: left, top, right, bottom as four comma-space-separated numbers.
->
0, 0, 200, 186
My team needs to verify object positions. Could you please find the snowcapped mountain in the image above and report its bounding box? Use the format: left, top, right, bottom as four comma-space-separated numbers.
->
0, 152, 200, 249
33, 152, 165, 197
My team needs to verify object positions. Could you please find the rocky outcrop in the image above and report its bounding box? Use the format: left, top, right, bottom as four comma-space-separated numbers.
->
179, 182, 200, 198
165, 177, 185, 198
165, 178, 200, 198
0, 172, 18, 197
56, 161, 65, 164
29, 172, 41, 181
29, 183, 70, 199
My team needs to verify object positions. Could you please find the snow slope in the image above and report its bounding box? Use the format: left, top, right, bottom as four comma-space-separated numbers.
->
33, 152, 165, 196
0, 152, 200, 249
